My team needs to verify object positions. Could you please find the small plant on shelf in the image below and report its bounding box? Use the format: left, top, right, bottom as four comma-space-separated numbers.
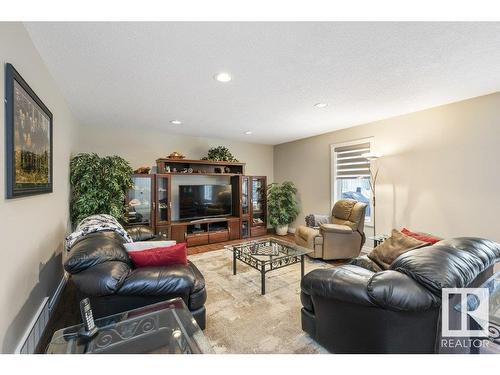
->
267, 181, 300, 236
70, 153, 133, 227
201, 146, 239, 162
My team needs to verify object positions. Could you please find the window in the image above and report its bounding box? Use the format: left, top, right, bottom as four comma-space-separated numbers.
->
331, 138, 373, 223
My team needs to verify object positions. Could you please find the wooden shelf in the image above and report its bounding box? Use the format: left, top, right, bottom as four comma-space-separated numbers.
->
156, 158, 245, 167
156, 158, 245, 175
162, 172, 242, 177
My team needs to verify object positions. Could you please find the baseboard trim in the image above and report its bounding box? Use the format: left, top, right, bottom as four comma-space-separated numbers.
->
48, 272, 68, 312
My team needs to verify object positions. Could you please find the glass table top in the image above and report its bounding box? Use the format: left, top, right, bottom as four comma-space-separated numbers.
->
454, 271, 500, 327
47, 298, 213, 354
225, 238, 311, 263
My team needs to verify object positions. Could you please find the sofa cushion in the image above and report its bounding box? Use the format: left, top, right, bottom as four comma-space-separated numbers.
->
65, 232, 132, 274
368, 229, 429, 269
391, 237, 500, 296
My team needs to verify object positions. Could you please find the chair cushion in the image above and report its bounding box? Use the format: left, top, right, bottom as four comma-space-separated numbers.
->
368, 229, 429, 269
332, 199, 357, 221
320, 223, 353, 234
391, 237, 500, 296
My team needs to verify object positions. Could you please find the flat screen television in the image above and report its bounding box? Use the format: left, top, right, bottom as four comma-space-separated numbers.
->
179, 184, 232, 220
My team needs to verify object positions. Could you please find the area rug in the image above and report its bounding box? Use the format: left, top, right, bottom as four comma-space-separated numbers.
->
188, 248, 334, 353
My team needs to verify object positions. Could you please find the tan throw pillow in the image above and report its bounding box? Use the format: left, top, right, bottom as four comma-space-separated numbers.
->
368, 229, 429, 269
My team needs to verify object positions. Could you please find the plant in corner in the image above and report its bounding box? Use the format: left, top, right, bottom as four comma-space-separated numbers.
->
266, 181, 300, 236
201, 146, 239, 162
70, 153, 133, 227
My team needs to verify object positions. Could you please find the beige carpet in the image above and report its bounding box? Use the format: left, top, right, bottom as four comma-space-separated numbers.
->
189, 248, 333, 353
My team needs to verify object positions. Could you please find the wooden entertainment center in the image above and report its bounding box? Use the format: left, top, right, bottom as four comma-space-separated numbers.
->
125, 158, 267, 246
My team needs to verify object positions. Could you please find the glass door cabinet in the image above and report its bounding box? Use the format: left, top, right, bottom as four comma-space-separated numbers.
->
250, 176, 267, 237
127, 175, 154, 228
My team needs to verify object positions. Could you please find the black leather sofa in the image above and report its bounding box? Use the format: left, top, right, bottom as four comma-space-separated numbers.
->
301, 238, 500, 353
64, 229, 207, 329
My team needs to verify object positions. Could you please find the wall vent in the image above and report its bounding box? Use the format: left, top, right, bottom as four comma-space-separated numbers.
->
15, 274, 67, 354
16, 297, 50, 354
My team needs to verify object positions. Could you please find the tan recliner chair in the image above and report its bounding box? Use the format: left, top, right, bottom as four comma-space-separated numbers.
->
295, 199, 367, 260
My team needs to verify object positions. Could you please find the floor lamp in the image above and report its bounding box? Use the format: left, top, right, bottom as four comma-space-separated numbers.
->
361, 152, 381, 237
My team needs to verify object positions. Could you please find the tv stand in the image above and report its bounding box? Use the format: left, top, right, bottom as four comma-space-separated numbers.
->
170, 216, 241, 247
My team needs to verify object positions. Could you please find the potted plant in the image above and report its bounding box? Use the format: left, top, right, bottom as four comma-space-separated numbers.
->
267, 181, 300, 236
201, 146, 239, 162
70, 153, 133, 227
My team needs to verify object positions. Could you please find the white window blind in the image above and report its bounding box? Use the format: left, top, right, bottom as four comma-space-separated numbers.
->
334, 142, 371, 179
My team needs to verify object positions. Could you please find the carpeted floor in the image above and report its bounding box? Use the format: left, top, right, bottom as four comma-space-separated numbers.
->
189, 249, 332, 354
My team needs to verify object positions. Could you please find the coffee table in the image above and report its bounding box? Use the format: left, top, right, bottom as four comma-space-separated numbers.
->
225, 238, 311, 295
46, 298, 213, 354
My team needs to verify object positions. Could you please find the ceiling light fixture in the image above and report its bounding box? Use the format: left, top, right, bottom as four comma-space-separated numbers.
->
170, 120, 182, 125
214, 72, 232, 83
244, 131, 253, 135
314, 103, 328, 108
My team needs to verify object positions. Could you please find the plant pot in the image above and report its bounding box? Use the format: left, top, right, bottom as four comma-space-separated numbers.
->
275, 224, 289, 236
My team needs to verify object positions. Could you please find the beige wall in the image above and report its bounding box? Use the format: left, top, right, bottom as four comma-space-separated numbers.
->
75, 126, 274, 181
0, 23, 79, 352
274, 92, 500, 243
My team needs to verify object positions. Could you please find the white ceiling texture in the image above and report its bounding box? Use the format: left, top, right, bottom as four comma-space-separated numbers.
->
25, 22, 500, 145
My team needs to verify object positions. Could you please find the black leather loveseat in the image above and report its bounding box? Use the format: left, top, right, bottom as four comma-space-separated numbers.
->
64, 229, 207, 329
301, 238, 500, 353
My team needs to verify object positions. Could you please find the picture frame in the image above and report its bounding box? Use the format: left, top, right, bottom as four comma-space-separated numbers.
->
5, 63, 53, 198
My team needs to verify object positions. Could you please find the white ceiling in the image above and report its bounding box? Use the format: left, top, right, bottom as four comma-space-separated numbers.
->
25, 22, 500, 145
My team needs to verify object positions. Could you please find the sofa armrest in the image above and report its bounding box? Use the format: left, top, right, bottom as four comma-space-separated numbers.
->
367, 270, 440, 312
320, 223, 353, 234
117, 261, 205, 296
301, 265, 377, 307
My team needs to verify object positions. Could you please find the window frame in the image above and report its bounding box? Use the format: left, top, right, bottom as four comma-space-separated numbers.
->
330, 137, 374, 225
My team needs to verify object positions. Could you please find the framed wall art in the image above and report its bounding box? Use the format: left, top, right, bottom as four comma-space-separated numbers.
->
5, 63, 53, 198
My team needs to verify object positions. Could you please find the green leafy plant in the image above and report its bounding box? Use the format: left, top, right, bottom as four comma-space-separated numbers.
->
201, 146, 239, 162
267, 181, 300, 227
70, 153, 133, 226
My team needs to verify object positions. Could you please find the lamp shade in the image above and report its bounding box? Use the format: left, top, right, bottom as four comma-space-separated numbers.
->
362, 152, 382, 160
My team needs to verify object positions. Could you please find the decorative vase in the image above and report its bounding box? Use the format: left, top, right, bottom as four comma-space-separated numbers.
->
275, 225, 289, 236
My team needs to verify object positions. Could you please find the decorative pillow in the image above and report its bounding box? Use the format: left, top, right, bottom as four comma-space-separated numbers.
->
123, 240, 176, 252
128, 243, 188, 267
368, 229, 430, 269
401, 228, 441, 245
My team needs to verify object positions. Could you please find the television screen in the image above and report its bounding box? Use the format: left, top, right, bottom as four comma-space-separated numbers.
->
179, 184, 232, 220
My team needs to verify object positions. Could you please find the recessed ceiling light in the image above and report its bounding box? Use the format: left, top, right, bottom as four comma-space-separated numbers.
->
314, 103, 328, 108
244, 131, 253, 135
170, 120, 182, 125
214, 72, 232, 83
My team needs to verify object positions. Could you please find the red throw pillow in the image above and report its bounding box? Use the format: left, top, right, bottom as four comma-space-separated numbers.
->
128, 243, 188, 267
401, 228, 441, 245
